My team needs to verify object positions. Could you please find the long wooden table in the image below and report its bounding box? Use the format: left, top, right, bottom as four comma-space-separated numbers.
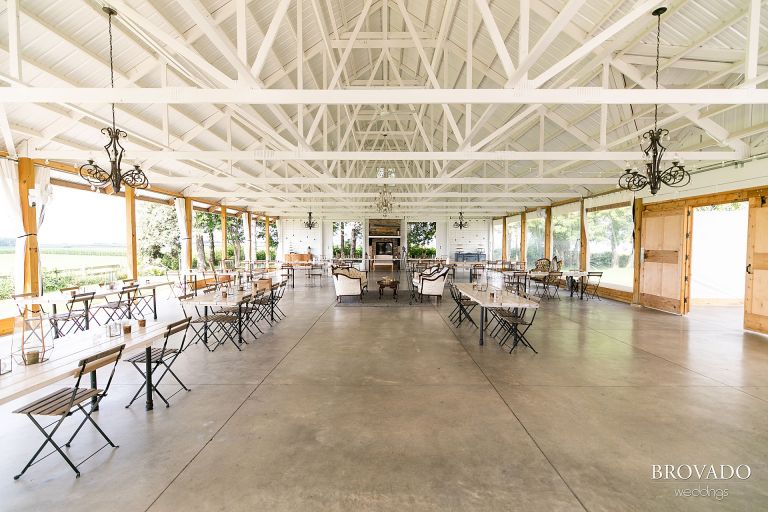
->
0, 320, 173, 410
455, 283, 539, 346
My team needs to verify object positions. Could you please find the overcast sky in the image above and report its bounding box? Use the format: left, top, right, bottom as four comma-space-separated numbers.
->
0, 186, 126, 245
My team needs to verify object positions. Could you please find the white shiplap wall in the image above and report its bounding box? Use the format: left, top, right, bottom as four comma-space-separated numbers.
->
447, 218, 489, 260
280, 218, 323, 258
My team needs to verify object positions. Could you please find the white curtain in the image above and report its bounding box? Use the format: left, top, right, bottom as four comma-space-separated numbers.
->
174, 198, 191, 271
34, 167, 52, 294
0, 159, 26, 294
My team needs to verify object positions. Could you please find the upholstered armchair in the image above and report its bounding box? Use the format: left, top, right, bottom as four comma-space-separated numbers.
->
332, 273, 363, 302
333, 267, 368, 292
411, 265, 440, 287
413, 267, 449, 303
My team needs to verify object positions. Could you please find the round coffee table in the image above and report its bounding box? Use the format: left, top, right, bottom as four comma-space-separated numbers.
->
377, 279, 399, 301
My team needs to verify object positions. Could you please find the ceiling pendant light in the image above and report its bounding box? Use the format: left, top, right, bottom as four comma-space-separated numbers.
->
304, 211, 318, 229
618, 7, 690, 196
79, 7, 149, 194
376, 185, 394, 216
454, 211, 468, 230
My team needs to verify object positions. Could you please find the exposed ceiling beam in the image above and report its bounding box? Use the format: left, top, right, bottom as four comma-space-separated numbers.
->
142, 177, 634, 185
32, 150, 737, 161
184, 191, 580, 198
6, 87, 768, 104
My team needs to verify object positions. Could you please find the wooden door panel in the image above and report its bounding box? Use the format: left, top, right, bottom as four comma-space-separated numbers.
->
745, 198, 768, 334
640, 208, 687, 314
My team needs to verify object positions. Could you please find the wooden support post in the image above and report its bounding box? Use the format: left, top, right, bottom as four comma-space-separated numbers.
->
243, 212, 253, 262
265, 216, 271, 262
125, 187, 138, 279
221, 207, 228, 266
18, 157, 40, 295
501, 216, 507, 263
579, 199, 588, 271
520, 212, 527, 268
543, 207, 552, 259
184, 197, 193, 271
632, 197, 643, 304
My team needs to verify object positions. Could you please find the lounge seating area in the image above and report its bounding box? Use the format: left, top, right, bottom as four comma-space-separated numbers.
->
1, 1, 768, 510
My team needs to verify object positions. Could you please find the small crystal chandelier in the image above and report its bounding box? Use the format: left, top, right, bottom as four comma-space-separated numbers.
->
454, 211, 468, 230
304, 211, 318, 229
79, 7, 149, 194
618, 7, 690, 196
376, 185, 395, 216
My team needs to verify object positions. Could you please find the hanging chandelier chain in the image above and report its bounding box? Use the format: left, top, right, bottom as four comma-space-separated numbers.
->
654, 10, 661, 131
78, 6, 149, 194
617, 7, 690, 197
107, 10, 116, 131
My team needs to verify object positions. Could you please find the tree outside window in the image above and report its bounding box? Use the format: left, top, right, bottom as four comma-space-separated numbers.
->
407, 222, 437, 258
552, 211, 581, 270
525, 217, 545, 268
506, 216, 521, 261
254, 220, 278, 260
333, 221, 363, 257
586, 205, 634, 289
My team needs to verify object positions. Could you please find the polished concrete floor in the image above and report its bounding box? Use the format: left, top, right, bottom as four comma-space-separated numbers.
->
2, 273, 768, 511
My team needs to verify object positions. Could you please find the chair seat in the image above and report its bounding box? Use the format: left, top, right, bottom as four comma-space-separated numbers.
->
192, 314, 238, 324
13, 387, 101, 416
125, 347, 178, 364
93, 301, 124, 309
50, 311, 86, 320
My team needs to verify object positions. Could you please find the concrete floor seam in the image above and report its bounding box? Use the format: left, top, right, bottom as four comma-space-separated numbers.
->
436, 307, 591, 512
143, 298, 337, 512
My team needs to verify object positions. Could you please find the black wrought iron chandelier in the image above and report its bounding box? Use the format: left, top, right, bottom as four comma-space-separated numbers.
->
618, 7, 690, 196
304, 211, 318, 229
453, 211, 468, 230
79, 7, 149, 194
376, 185, 394, 216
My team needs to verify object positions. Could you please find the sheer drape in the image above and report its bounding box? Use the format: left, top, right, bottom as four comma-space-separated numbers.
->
174, 198, 190, 272
0, 159, 25, 293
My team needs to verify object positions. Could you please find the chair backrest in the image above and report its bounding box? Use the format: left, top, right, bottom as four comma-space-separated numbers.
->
66, 291, 95, 315
73, 344, 126, 403
118, 284, 139, 302
162, 317, 192, 352
60, 286, 79, 294
533, 258, 551, 272
12, 292, 40, 316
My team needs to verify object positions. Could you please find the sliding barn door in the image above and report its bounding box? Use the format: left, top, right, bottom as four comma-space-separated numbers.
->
639, 208, 690, 314
745, 196, 768, 334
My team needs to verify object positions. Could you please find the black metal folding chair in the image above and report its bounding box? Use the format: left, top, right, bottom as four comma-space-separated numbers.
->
178, 293, 239, 352
448, 284, 478, 328
586, 271, 603, 300
495, 296, 540, 353
91, 284, 138, 324
13, 344, 125, 479
546, 272, 563, 300
50, 292, 95, 337
124, 318, 192, 408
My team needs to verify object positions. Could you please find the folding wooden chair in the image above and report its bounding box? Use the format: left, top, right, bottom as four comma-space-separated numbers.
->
586, 271, 603, 300
91, 284, 138, 324
13, 344, 125, 479
124, 318, 192, 408
178, 294, 239, 352
49, 292, 95, 337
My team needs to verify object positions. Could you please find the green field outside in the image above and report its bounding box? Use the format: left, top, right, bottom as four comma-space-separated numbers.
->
0, 246, 129, 302
0, 247, 127, 273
